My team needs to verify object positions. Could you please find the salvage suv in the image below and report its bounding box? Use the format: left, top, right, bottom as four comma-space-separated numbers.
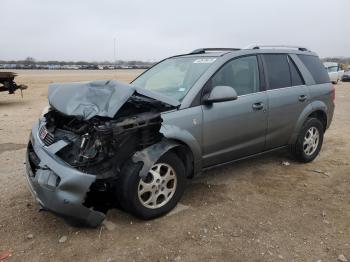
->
25, 45, 334, 226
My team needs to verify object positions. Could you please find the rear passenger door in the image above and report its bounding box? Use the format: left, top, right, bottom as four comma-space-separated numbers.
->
262, 54, 310, 149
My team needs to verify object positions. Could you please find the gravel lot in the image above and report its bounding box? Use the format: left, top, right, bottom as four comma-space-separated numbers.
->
0, 70, 349, 262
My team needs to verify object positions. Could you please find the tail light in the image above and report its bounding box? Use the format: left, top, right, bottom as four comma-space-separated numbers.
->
331, 85, 335, 102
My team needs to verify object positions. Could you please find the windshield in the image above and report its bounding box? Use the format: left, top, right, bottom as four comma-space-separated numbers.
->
131, 56, 216, 101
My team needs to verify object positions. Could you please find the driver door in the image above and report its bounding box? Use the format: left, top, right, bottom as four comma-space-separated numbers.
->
201, 55, 268, 167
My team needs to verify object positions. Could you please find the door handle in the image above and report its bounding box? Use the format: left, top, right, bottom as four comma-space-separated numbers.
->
252, 102, 264, 110
299, 95, 307, 102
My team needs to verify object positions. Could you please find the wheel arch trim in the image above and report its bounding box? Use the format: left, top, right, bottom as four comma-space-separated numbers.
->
131, 138, 198, 179
288, 101, 328, 144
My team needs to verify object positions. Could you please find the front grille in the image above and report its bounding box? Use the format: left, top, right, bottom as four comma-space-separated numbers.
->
39, 125, 55, 146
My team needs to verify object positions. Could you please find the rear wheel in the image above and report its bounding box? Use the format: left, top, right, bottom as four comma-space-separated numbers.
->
291, 118, 324, 162
118, 152, 186, 219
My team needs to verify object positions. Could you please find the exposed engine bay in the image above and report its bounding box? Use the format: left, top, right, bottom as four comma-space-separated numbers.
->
39, 94, 175, 213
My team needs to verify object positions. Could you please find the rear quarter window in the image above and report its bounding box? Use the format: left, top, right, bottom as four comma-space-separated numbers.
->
298, 55, 330, 84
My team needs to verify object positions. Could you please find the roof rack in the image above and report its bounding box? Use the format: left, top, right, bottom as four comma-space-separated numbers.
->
190, 48, 240, 54
243, 44, 309, 51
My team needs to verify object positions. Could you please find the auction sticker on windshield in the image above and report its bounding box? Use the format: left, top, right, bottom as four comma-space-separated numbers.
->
193, 58, 216, 64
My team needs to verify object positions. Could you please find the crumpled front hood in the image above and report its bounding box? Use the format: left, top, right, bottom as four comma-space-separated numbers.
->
48, 80, 180, 120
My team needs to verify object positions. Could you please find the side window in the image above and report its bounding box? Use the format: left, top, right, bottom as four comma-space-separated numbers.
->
297, 55, 330, 84
211, 56, 260, 96
263, 54, 291, 90
288, 56, 305, 86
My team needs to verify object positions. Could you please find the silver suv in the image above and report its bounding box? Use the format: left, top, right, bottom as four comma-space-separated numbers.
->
25, 45, 334, 226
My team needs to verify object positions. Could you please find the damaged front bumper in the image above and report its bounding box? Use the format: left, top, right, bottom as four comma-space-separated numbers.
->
25, 120, 105, 227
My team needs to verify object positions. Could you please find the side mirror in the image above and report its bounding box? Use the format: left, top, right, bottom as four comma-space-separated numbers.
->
204, 85, 238, 104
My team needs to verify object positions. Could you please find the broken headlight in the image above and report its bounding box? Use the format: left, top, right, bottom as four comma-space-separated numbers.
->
40, 105, 51, 118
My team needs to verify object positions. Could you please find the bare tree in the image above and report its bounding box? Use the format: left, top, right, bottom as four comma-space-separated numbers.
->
24, 57, 36, 65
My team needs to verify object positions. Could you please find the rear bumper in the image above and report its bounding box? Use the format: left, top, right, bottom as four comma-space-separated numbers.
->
25, 120, 105, 227
327, 103, 335, 130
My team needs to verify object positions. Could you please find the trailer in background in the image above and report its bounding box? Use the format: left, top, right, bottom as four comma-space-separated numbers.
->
0, 72, 28, 95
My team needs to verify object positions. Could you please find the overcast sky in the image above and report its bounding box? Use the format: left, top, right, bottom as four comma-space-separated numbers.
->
1, 0, 349, 62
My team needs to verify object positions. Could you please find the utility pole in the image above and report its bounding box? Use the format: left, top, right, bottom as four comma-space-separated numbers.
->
113, 38, 117, 79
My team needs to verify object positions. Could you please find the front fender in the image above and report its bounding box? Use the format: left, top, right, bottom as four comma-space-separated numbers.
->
131, 139, 181, 178
288, 101, 328, 144
161, 124, 202, 175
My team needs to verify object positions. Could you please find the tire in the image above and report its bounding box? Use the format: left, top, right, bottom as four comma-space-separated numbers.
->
118, 152, 186, 220
290, 118, 324, 162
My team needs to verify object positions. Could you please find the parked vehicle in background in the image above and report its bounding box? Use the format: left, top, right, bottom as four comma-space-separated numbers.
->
342, 69, 350, 82
323, 62, 344, 84
25, 45, 335, 227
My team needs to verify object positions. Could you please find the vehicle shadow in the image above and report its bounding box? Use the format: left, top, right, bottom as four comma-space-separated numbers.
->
106, 149, 295, 225
16, 149, 297, 230
197, 149, 292, 182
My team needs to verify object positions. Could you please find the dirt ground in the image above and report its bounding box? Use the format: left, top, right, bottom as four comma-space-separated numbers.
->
0, 70, 349, 262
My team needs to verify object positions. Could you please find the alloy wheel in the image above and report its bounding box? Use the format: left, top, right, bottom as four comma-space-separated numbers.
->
138, 163, 177, 209
303, 126, 319, 156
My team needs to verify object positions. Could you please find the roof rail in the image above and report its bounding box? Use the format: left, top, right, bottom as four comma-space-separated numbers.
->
244, 44, 309, 52
190, 48, 240, 54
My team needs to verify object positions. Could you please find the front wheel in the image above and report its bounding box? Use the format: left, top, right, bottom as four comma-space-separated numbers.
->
291, 118, 324, 162
118, 152, 186, 219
